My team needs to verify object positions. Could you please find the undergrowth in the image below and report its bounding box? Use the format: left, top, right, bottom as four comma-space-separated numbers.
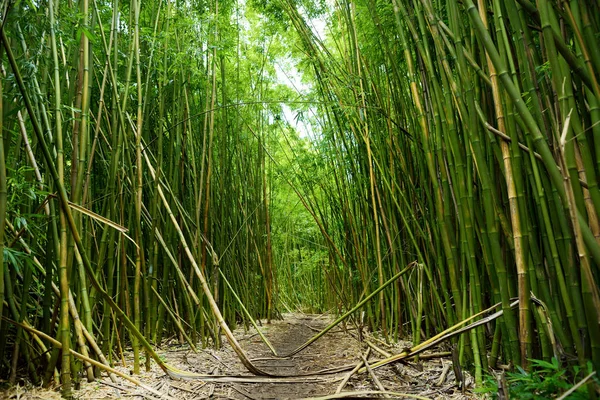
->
476, 358, 598, 399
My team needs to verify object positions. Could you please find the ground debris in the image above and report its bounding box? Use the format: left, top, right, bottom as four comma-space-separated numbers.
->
0, 314, 478, 399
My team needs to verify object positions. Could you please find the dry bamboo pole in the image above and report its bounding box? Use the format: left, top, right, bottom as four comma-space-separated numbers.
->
219, 269, 278, 356
281, 263, 414, 358
141, 142, 270, 376
478, 0, 531, 368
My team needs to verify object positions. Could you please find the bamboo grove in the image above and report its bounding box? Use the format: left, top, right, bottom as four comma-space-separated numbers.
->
0, 0, 298, 396
1, 0, 600, 397
272, 0, 600, 387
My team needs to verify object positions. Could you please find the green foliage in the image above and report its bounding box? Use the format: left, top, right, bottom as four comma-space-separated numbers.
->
477, 359, 598, 399
3, 247, 31, 275
6, 166, 48, 239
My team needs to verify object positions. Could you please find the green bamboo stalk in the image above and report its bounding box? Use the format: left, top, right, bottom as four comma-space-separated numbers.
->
132, 0, 144, 374
0, 54, 6, 343
43, 0, 72, 395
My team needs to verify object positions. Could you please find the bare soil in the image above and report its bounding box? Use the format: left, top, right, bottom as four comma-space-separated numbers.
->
0, 313, 478, 399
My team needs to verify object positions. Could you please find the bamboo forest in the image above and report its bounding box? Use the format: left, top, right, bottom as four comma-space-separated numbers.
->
0, 0, 599, 398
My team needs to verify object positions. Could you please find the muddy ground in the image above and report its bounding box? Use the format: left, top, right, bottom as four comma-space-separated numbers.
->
0, 313, 478, 399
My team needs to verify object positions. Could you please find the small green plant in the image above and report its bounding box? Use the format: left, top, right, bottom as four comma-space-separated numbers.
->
476, 358, 598, 399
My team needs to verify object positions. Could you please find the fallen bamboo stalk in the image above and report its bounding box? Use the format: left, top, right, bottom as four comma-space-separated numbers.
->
365, 341, 450, 362
281, 262, 415, 357
363, 300, 519, 372
335, 349, 369, 394
361, 354, 389, 397
172, 375, 335, 384
365, 339, 391, 358
411, 352, 451, 360
298, 390, 431, 400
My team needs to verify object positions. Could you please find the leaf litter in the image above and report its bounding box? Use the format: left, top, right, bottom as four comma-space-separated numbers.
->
0, 313, 478, 399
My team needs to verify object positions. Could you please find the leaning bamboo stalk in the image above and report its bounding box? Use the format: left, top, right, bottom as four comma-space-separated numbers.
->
141, 143, 268, 376
2, 317, 175, 400
556, 371, 598, 400
153, 227, 201, 305
150, 286, 197, 352
219, 269, 278, 356
335, 349, 369, 394
281, 263, 415, 358
365, 300, 519, 372
0, 59, 6, 339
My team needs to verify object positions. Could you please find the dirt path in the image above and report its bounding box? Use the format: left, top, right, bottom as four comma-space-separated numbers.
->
230, 314, 359, 398
1, 314, 477, 399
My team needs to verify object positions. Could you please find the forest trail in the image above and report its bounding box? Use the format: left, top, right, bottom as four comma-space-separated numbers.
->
2, 314, 476, 400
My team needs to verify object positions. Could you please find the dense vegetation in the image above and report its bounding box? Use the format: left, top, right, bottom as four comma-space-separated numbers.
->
0, 0, 599, 397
